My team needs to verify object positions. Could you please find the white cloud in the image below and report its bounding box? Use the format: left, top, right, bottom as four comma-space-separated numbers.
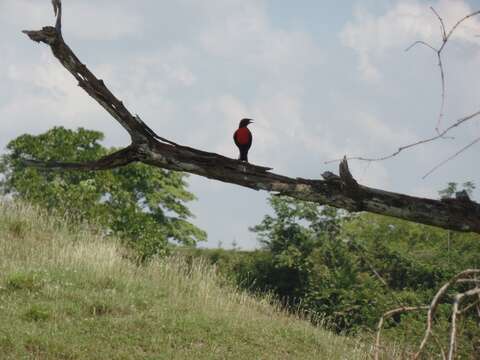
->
0, 0, 50, 29
353, 112, 414, 148
64, 1, 143, 41
198, 0, 322, 79
6, 51, 102, 121
340, 0, 480, 81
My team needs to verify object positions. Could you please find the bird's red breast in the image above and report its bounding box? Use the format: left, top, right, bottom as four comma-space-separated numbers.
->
234, 127, 251, 145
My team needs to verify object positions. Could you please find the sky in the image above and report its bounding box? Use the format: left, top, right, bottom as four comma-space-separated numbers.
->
1, 0, 479, 249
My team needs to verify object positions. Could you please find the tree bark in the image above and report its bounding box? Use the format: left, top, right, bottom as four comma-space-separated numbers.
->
20, 1, 480, 235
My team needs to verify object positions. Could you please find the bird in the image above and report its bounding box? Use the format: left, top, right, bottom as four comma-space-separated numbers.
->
233, 118, 253, 162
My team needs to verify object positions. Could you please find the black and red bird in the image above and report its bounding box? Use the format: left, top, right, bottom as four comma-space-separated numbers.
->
233, 118, 253, 162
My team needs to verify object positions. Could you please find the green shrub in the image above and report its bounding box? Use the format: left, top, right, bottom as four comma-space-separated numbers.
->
5, 272, 43, 292
22, 305, 50, 322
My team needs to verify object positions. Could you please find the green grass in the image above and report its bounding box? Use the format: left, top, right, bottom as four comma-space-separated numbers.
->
0, 201, 377, 359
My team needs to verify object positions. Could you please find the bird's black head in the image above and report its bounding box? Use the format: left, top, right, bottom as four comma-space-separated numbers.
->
239, 118, 254, 128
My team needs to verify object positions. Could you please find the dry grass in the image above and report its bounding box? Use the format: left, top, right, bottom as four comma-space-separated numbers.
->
0, 201, 381, 359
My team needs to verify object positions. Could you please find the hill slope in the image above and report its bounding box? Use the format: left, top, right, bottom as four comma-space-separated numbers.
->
0, 202, 370, 359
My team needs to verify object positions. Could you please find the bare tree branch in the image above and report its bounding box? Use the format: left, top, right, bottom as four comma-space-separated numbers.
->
22, 145, 141, 171
448, 288, 480, 360
19, 1, 480, 235
374, 306, 428, 360
409, 7, 480, 135
442, 10, 480, 51
374, 270, 480, 359
456, 278, 480, 284
431, 331, 448, 360
405, 40, 438, 52
324, 109, 480, 164
23, 10, 154, 144
325, 8, 480, 167
457, 299, 480, 315
414, 269, 480, 359
431, 7, 447, 39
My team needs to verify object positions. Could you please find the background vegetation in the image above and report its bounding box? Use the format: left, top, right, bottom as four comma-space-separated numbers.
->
0, 127, 206, 261
181, 194, 480, 357
1, 127, 478, 357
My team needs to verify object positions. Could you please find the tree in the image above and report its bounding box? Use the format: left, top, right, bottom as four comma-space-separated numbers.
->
0, 127, 206, 260
251, 197, 346, 303
248, 195, 480, 355
251, 198, 388, 332
438, 181, 476, 200
18, 1, 480, 235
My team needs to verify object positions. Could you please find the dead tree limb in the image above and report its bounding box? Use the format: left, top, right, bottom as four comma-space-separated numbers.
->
22, 145, 140, 171
447, 288, 480, 360
20, 1, 480, 234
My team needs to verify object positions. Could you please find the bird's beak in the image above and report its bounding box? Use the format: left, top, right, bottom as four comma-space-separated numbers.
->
249, 120, 254, 124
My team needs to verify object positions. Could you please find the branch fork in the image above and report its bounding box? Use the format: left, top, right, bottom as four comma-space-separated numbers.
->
374, 270, 480, 360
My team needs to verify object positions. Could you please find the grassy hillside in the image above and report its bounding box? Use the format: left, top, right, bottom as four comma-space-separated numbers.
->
0, 201, 375, 359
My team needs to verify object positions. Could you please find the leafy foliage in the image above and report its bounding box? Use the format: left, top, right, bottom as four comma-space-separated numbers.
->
438, 181, 476, 199
186, 192, 480, 356
250, 197, 389, 331
0, 127, 206, 260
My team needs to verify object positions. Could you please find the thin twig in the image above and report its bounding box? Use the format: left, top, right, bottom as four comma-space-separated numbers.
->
431, 330, 447, 360
419, 8, 480, 134
374, 306, 428, 360
325, 9, 480, 167
324, 110, 480, 164
458, 299, 480, 315
456, 278, 480, 284
374, 270, 480, 360
436, 53, 446, 134
430, 6, 447, 41
414, 269, 480, 359
405, 40, 437, 52
476, 274, 480, 320
448, 288, 480, 360
422, 136, 480, 179
441, 10, 480, 52
405, 37, 448, 135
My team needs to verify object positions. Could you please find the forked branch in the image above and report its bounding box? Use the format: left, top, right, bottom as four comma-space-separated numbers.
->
374, 270, 480, 360
326, 8, 480, 177
414, 269, 480, 359
20, 1, 480, 234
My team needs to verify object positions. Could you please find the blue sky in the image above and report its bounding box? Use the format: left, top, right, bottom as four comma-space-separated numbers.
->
1, 0, 479, 249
